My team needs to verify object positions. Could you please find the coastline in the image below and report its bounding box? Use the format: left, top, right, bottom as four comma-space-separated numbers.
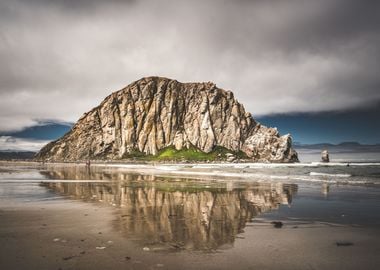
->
2, 160, 380, 187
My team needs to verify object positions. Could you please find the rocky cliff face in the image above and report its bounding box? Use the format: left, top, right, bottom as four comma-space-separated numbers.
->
36, 76, 298, 162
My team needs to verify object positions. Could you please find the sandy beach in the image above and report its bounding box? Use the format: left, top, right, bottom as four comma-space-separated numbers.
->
1, 162, 380, 270
1, 200, 379, 270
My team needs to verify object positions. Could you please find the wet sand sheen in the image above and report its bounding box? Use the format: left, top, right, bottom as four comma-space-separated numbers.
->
1, 200, 379, 270
1, 163, 380, 269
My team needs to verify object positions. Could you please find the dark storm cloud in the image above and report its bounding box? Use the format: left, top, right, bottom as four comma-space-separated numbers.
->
0, 0, 379, 131
11, 0, 135, 10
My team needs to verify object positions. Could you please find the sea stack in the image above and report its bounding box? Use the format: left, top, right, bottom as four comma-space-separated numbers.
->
35, 76, 298, 162
321, 150, 330, 162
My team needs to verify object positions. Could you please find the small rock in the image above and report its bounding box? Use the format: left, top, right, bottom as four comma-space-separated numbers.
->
336, 242, 353, 247
143, 247, 150, 251
96, 246, 106, 250
227, 155, 236, 162
321, 150, 329, 162
271, 221, 283, 228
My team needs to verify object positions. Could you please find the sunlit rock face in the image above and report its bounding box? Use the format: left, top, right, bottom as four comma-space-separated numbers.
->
36, 76, 298, 162
41, 168, 298, 251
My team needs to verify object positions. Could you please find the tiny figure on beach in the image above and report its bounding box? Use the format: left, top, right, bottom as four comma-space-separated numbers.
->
321, 150, 329, 162
86, 160, 91, 167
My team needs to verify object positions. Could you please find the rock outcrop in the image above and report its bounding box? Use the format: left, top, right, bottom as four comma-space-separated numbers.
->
321, 150, 330, 162
35, 76, 298, 162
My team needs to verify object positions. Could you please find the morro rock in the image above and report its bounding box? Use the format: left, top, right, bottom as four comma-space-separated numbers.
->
35, 76, 298, 162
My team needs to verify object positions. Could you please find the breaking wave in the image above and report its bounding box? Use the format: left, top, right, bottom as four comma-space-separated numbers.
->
309, 172, 352, 177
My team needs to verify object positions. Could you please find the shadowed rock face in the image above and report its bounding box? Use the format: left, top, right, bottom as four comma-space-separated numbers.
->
36, 76, 298, 162
41, 167, 297, 251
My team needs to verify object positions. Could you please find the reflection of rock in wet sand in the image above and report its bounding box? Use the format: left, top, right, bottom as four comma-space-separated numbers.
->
321, 183, 330, 196
41, 167, 297, 250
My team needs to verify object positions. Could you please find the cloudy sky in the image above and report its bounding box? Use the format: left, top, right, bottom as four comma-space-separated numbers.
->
1, 0, 380, 146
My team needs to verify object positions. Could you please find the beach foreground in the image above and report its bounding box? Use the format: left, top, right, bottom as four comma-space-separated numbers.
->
1, 201, 379, 270
1, 162, 380, 270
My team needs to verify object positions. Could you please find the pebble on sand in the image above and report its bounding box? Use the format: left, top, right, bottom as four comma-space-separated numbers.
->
336, 242, 354, 247
271, 221, 283, 228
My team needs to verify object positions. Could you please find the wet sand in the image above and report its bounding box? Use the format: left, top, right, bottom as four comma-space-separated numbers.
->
0, 201, 186, 270
1, 200, 379, 270
1, 162, 380, 269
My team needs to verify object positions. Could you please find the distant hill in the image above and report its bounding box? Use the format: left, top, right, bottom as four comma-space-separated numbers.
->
0, 121, 72, 140
294, 142, 380, 153
0, 122, 72, 154
336, 142, 362, 147
0, 151, 36, 160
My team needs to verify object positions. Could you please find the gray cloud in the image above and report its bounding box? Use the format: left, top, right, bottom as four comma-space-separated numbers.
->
0, 0, 379, 131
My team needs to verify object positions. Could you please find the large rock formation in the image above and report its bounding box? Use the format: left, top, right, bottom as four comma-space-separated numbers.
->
36, 76, 298, 162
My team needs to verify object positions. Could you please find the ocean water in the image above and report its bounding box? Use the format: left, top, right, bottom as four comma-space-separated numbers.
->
296, 148, 380, 163
1, 151, 380, 251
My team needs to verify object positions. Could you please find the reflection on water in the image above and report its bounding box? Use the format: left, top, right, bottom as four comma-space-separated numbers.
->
41, 166, 298, 251
321, 183, 330, 197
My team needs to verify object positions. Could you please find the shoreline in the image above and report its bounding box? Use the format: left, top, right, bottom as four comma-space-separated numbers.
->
2, 160, 380, 188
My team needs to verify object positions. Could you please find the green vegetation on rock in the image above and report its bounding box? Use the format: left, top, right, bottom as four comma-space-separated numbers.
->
122, 145, 248, 162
